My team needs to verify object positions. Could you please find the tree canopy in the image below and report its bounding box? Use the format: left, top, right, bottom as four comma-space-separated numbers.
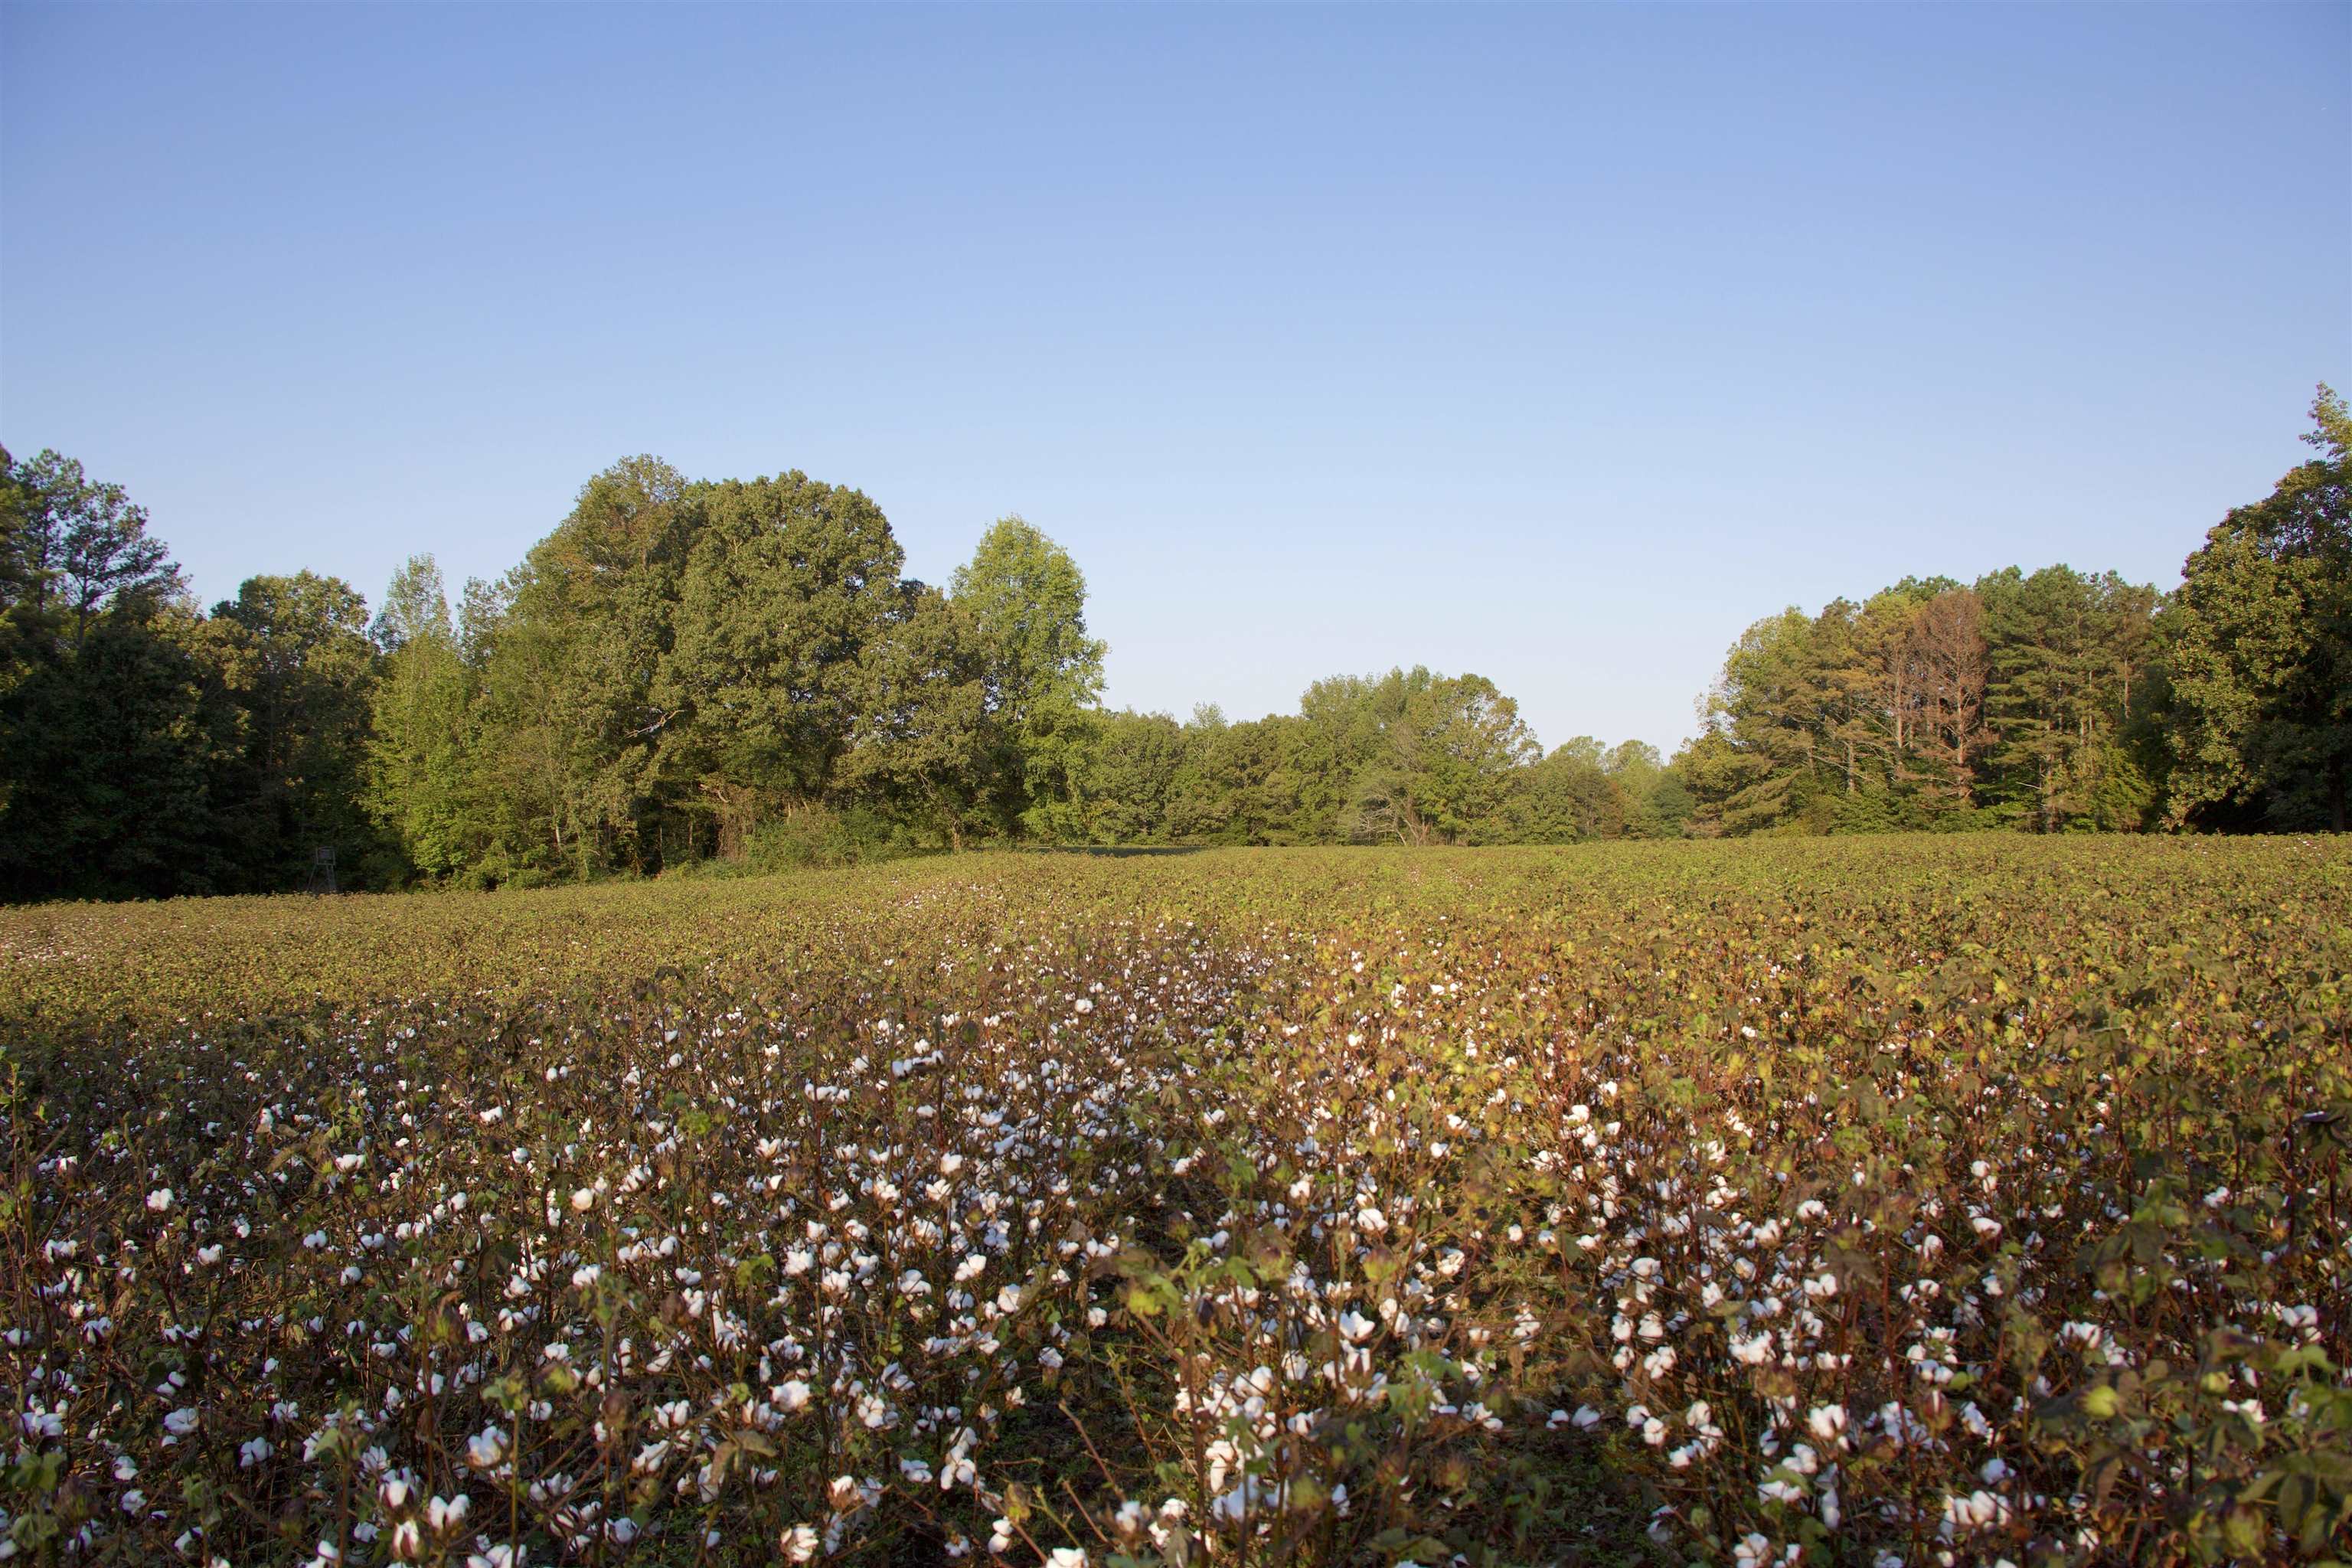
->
0, 389, 2342, 899
2160, 387, 2350, 831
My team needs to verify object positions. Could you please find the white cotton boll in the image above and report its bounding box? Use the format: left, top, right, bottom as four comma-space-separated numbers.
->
466, 1426, 508, 1468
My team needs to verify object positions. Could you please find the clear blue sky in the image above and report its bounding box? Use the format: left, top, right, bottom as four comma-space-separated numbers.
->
4, 4, 2345, 755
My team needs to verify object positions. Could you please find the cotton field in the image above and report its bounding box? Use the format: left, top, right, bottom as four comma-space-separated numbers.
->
2, 840, 2346, 1565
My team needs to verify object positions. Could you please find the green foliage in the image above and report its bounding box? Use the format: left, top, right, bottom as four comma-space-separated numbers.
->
365, 557, 475, 881
4, 384, 2344, 903
2160, 385, 2351, 831
733, 803, 915, 872
1081, 709, 1188, 843
0, 448, 209, 896
1682, 569, 2171, 837
952, 516, 1107, 840
1978, 565, 2163, 831
488, 456, 698, 877
1165, 706, 1305, 844
1672, 390, 2344, 841
1337, 667, 1538, 845
0, 604, 244, 898
207, 570, 389, 885
838, 584, 1001, 851
2, 446, 181, 648
0, 446, 410, 897
662, 469, 906, 843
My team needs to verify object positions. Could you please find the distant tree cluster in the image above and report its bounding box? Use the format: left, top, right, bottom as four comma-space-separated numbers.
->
0, 388, 2342, 897
332, 462, 1110, 888
1083, 682, 1687, 848
1675, 388, 2349, 837
0, 451, 378, 898
1673, 567, 2166, 835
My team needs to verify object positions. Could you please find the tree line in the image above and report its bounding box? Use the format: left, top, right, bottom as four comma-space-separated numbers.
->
0, 389, 2343, 898
1678, 389, 2347, 837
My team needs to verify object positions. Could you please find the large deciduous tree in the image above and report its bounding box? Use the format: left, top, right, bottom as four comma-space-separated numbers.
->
1492, 739, 1625, 843
837, 584, 999, 851
206, 571, 386, 885
2161, 387, 2351, 831
1341, 668, 1537, 845
1082, 710, 1187, 844
661, 471, 906, 853
951, 517, 1106, 840
488, 456, 699, 875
